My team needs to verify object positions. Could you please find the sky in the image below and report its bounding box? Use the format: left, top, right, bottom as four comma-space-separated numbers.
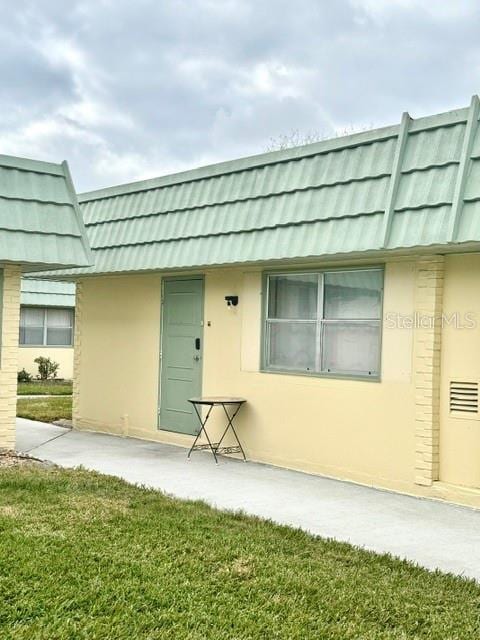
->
1, 0, 480, 193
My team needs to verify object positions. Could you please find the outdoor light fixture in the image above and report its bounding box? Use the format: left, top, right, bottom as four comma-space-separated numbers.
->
225, 295, 239, 307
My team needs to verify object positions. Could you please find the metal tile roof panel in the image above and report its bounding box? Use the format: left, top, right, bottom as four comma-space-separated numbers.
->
387, 206, 451, 249
20, 278, 75, 307
463, 158, 480, 200
0, 198, 82, 236
468, 119, 480, 157
0, 166, 72, 203
0, 155, 92, 271
395, 165, 459, 210
87, 176, 390, 250
402, 123, 465, 172
0, 230, 89, 265
83, 137, 396, 226
38, 98, 480, 278
456, 200, 480, 242
53, 213, 382, 276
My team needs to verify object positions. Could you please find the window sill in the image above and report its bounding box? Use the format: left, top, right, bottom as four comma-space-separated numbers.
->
19, 345, 74, 349
260, 368, 381, 383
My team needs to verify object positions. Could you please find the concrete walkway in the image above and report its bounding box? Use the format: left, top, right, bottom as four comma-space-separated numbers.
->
16, 417, 480, 581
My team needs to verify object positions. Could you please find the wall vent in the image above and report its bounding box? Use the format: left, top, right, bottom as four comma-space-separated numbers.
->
449, 381, 479, 414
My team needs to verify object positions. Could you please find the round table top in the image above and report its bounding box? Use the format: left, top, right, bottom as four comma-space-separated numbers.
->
189, 396, 247, 405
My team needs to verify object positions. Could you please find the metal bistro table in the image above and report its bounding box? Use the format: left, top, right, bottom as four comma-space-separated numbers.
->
187, 397, 247, 463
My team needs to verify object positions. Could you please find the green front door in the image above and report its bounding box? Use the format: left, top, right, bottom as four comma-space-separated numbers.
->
159, 278, 204, 435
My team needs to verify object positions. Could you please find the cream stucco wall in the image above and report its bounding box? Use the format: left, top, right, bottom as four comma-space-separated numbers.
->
440, 254, 480, 489
198, 263, 417, 489
73, 274, 161, 435
73, 261, 430, 496
18, 346, 74, 380
0, 265, 22, 450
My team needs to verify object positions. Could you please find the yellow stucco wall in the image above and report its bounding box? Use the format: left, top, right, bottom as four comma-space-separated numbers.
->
18, 347, 74, 380
73, 261, 426, 495
440, 254, 480, 489
198, 264, 416, 489
0, 265, 21, 450
73, 274, 161, 434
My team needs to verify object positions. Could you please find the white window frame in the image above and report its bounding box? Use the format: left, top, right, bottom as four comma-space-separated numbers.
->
262, 267, 383, 380
19, 306, 74, 347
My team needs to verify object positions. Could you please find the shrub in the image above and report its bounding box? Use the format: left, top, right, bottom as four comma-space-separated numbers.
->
17, 368, 33, 383
34, 357, 60, 381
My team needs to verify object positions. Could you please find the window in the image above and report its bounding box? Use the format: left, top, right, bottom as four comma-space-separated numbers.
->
264, 269, 383, 377
19, 307, 74, 347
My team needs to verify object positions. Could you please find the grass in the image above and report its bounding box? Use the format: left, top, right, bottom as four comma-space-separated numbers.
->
0, 466, 479, 639
17, 380, 72, 396
16, 396, 72, 422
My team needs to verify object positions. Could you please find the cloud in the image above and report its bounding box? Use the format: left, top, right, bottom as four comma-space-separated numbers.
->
1, 0, 480, 191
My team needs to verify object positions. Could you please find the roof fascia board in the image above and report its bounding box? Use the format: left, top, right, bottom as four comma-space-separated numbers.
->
33, 242, 480, 281
447, 95, 480, 242
2, 261, 88, 273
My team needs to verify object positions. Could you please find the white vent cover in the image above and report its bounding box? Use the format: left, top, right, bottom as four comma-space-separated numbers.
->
449, 381, 479, 414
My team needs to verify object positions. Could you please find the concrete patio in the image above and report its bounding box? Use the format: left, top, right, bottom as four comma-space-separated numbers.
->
15, 417, 480, 582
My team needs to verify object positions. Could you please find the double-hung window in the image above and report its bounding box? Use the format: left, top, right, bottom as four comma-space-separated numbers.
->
19, 307, 74, 347
264, 268, 383, 378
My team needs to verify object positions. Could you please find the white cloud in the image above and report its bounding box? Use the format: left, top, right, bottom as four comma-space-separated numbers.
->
233, 61, 307, 99
352, 0, 478, 21
1, 0, 479, 191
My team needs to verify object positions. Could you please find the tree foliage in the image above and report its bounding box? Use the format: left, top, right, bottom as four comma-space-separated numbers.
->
265, 125, 374, 152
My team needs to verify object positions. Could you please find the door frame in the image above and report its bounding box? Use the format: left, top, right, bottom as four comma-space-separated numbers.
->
157, 274, 205, 432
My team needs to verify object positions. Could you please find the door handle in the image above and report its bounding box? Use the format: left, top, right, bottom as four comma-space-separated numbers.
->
193, 355, 200, 362
195, 337, 201, 350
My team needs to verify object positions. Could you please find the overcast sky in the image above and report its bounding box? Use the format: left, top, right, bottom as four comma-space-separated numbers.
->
1, 0, 479, 192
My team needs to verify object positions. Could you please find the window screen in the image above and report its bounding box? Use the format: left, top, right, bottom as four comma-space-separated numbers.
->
265, 269, 382, 377
19, 307, 45, 346
46, 309, 74, 346
19, 307, 74, 346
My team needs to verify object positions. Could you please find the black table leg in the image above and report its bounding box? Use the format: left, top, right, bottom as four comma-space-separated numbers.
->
216, 402, 247, 461
188, 399, 247, 463
187, 403, 219, 463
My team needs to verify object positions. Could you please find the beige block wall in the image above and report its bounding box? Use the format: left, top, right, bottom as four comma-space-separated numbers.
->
18, 347, 74, 380
73, 261, 426, 494
0, 265, 22, 450
413, 257, 444, 486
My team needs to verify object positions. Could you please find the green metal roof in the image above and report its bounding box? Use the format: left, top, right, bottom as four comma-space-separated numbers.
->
0, 154, 92, 272
20, 278, 75, 308
44, 96, 480, 277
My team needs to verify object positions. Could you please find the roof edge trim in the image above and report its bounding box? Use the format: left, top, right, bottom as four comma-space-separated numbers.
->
0, 154, 65, 177
61, 161, 94, 266
33, 240, 480, 281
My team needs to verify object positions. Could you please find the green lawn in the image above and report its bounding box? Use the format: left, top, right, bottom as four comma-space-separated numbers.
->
0, 466, 479, 639
17, 381, 72, 396
16, 396, 72, 423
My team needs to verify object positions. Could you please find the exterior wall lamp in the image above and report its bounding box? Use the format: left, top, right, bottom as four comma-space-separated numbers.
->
225, 295, 239, 307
